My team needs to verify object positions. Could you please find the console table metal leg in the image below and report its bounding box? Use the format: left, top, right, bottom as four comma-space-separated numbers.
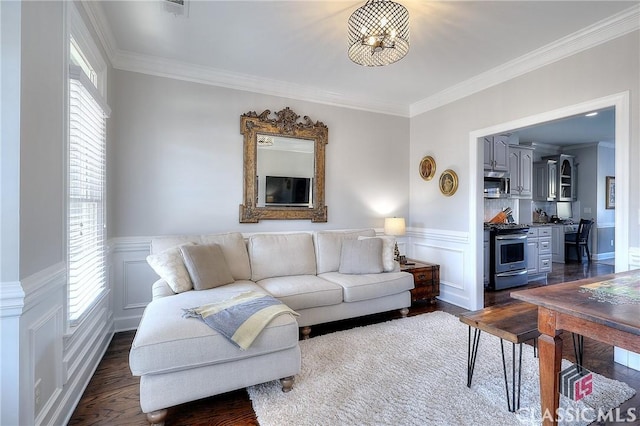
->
467, 326, 481, 388
500, 339, 524, 412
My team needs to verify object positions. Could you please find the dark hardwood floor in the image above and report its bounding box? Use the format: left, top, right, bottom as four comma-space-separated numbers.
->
69, 260, 640, 425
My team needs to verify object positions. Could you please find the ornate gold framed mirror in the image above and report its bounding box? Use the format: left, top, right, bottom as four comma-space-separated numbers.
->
239, 107, 328, 223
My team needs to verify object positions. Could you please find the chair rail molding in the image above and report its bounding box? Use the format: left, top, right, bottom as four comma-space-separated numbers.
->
0, 280, 25, 318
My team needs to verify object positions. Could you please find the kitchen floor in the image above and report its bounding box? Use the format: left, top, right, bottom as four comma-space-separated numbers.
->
484, 260, 615, 306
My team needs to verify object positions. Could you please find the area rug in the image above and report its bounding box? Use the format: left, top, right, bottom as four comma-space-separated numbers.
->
247, 311, 635, 425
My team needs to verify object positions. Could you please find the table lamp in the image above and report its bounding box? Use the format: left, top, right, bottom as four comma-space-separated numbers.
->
384, 217, 406, 263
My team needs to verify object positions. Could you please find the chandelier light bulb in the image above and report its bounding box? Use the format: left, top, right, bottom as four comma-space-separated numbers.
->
380, 17, 388, 27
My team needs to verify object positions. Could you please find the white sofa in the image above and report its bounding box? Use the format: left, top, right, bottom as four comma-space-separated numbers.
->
129, 229, 414, 425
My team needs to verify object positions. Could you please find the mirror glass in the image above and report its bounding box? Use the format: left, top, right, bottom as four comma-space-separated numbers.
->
256, 135, 315, 208
240, 107, 328, 223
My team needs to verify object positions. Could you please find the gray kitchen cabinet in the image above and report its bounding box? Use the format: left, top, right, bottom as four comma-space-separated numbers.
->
508, 146, 533, 199
551, 223, 579, 263
527, 226, 552, 278
533, 159, 557, 201
483, 135, 509, 171
543, 154, 576, 201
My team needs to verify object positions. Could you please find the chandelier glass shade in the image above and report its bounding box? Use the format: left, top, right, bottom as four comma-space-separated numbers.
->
347, 0, 410, 66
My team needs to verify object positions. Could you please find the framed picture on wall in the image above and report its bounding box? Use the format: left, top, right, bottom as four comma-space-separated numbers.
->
605, 176, 615, 209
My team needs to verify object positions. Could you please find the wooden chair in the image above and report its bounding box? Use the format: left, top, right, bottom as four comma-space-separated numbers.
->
565, 219, 594, 263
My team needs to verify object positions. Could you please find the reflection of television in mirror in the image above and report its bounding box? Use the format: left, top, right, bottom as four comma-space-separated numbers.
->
265, 176, 311, 205
556, 202, 572, 220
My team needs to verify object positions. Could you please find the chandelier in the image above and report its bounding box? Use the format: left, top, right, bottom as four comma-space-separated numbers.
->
347, 0, 410, 66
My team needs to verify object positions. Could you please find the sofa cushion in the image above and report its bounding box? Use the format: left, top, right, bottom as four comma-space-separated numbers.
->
319, 271, 414, 303
314, 229, 376, 274
248, 233, 316, 281
200, 232, 252, 281
339, 238, 384, 274
358, 235, 396, 272
256, 275, 343, 310
146, 243, 196, 293
129, 282, 299, 376
150, 232, 251, 281
180, 244, 235, 290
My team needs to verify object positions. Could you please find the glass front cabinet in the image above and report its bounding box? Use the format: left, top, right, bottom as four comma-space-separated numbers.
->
542, 154, 576, 202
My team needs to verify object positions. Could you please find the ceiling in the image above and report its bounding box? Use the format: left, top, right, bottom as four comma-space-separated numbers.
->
513, 107, 615, 145
92, 1, 637, 117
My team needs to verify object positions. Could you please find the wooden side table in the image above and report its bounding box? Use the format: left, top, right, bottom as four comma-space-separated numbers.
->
400, 260, 440, 303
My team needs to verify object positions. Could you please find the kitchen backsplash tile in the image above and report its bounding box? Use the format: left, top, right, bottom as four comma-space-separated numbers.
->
484, 198, 517, 222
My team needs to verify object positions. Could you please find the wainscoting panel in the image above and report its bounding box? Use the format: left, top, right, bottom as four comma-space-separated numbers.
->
413, 243, 465, 291
8, 262, 114, 426
122, 260, 157, 310
111, 237, 155, 331
30, 306, 63, 424
407, 227, 473, 309
595, 224, 615, 260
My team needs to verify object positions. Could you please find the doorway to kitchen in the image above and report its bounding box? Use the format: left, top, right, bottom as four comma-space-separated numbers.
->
468, 92, 630, 310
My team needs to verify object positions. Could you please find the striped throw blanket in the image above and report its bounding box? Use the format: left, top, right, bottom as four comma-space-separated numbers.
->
183, 291, 298, 350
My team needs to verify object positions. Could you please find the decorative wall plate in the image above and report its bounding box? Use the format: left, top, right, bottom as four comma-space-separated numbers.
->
439, 169, 458, 196
419, 156, 436, 181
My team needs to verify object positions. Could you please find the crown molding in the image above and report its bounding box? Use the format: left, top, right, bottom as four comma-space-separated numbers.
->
521, 141, 562, 154
83, 1, 406, 114
82, 1, 638, 119
410, 4, 640, 117
111, 50, 409, 117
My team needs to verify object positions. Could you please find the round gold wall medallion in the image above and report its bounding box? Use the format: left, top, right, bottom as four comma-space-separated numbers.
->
419, 156, 436, 181
439, 169, 458, 196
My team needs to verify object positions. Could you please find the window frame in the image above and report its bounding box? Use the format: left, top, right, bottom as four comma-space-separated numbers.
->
66, 2, 110, 329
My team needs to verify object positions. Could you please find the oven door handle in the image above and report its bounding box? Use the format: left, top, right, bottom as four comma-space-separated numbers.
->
496, 269, 528, 278
495, 234, 528, 241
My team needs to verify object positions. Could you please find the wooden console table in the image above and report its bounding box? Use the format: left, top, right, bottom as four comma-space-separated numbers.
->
512, 270, 640, 426
401, 260, 439, 303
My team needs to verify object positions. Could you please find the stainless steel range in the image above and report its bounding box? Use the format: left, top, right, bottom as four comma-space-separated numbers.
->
486, 223, 529, 290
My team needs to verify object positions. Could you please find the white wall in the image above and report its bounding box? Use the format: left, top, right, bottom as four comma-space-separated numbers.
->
1, 3, 23, 425
408, 31, 639, 309
1, 2, 114, 425
109, 70, 411, 236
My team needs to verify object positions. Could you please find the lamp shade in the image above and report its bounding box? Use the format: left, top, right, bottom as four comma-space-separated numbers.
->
384, 217, 406, 236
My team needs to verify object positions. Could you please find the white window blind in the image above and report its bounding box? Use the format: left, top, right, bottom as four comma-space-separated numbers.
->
68, 64, 110, 324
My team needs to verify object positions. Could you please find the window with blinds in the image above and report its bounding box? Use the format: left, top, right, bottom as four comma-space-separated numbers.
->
68, 63, 110, 324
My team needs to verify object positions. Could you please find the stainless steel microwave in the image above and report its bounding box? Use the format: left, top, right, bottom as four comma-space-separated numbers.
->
484, 171, 510, 198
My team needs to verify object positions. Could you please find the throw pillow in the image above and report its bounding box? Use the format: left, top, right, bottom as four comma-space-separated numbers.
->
146, 243, 195, 293
339, 238, 384, 274
180, 244, 235, 290
358, 235, 396, 272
